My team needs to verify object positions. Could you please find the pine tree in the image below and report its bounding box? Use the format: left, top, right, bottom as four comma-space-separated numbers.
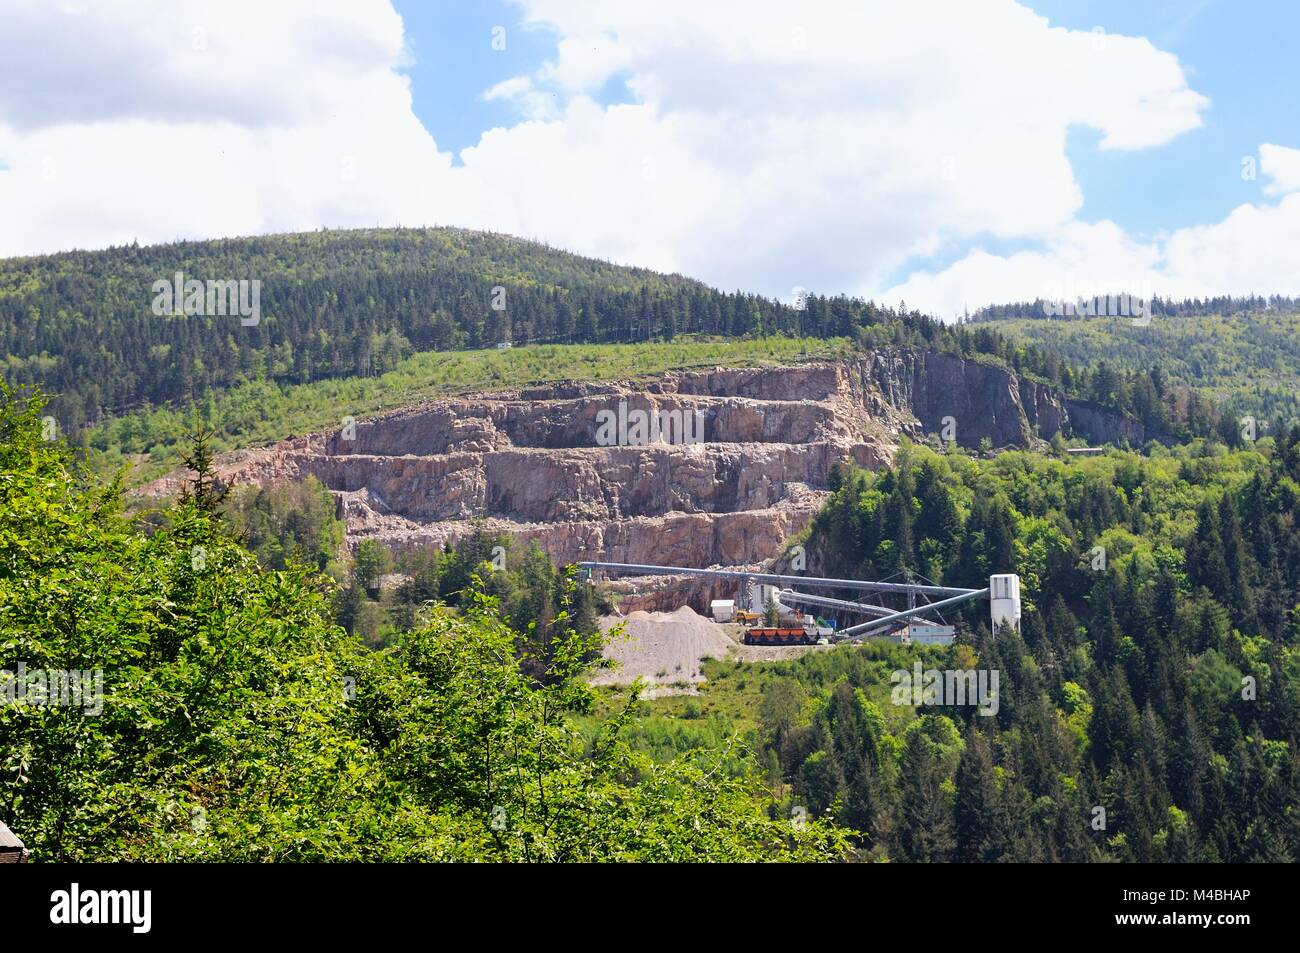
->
179, 425, 227, 517
955, 729, 1002, 861
1188, 499, 1230, 595
898, 721, 957, 862
824, 684, 883, 838
1216, 493, 1255, 628
884, 465, 916, 571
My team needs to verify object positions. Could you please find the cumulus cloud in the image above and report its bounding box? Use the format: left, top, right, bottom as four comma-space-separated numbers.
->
0, 0, 406, 131
474, 0, 1210, 297
879, 221, 1163, 318
878, 192, 1300, 317
0, 0, 469, 256
2, 0, 1293, 316
1260, 143, 1300, 196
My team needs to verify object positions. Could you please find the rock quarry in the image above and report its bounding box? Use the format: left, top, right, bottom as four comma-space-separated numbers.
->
143, 347, 1141, 609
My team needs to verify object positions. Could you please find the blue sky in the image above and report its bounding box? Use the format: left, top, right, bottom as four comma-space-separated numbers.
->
1034, 0, 1300, 232
393, 1, 558, 159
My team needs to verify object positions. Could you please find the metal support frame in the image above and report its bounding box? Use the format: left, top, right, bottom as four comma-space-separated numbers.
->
575, 561, 978, 598
838, 587, 990, 639
777, 588, 941, 625
578, 561, 1010, 642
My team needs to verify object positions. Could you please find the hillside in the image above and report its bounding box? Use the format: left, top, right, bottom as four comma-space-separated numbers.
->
4, 233, 1299, 865
0, 227, 695, 427
632, 436, 1300, 862
12, 369, 1299, 863
0, 226, 852, 434
1, 226, 1165, 461
137, 348, 1141, 601
0, 385, 848, 862
973, 305, 1300, 431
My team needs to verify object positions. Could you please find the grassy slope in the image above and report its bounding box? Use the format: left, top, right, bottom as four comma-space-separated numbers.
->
92, 336, 854, 484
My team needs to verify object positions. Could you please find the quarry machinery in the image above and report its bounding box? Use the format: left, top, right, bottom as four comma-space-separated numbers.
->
576, 561, 1021, 644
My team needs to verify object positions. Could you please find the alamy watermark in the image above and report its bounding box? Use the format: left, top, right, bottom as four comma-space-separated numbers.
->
1, 662, 104, 715
1041, 278, 1152, 326
151, 271, 261, 326
594, 399, 704, 447
50, 883, 151, 933
891, 662, 1000, 716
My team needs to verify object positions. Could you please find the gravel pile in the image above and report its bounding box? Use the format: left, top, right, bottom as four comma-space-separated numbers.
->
593, 606, 735, 687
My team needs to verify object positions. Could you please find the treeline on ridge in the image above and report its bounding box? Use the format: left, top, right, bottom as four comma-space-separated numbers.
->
0, 227, 1235, 449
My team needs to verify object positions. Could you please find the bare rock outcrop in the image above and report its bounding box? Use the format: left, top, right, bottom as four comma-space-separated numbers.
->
139, 347, 1139, 584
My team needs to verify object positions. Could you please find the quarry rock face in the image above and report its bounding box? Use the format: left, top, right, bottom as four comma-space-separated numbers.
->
147, 348, 1139, 579
1062, 398, 1146, 447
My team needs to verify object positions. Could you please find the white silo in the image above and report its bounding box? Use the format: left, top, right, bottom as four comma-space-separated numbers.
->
989, 574, 1021, 635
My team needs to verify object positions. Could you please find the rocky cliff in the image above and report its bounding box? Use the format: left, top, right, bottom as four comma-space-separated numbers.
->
144, 347, 1138, 594
850, 349, 1141, 448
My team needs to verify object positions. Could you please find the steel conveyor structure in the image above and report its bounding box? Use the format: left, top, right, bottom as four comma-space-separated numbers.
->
576, 561, 1021, 639
776, 588, 943, 627
574, 561, 979, 598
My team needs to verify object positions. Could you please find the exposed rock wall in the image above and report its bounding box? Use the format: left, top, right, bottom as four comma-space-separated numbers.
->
1063, 398, 1146, 446
850, 349, 1141, 448
147, 347, 1139, 577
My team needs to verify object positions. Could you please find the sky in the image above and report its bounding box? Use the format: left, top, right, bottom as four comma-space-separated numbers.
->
0, 0, 1297, 318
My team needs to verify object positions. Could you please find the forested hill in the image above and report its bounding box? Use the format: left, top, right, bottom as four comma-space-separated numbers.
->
973, 294, 1300, 321
775, 438, 1300, 861
0, 227, 706, 429
0, 227, 1087, 442
0, 226, 1264, 450
970, 303, 1300, 432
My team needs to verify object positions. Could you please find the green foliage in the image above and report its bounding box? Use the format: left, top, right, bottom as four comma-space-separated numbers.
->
346, 531, 610, 660
686, 434, 1300, 862
0, 382, 849, 861
222, 475, 344, 573
975, 307, 1300, 435
763, 594, 780, 626
352, 539, 391, 592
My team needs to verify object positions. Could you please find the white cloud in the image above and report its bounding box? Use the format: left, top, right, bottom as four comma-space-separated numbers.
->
879, 192, 1300, 317
0, 0, 465, 256
1163, 191, 1300, 294
1260, 143, 1300, 196
4, 0, 1292, 318
0, 0, 406, 131
879, 221, 1163, 318
482, 76, 559, 121
464, 0, 1210, 298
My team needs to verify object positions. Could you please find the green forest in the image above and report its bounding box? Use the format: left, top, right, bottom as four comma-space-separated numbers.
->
760, 438, 1300, 860
601, 437, 1300, 863
973, 303, 1300, 429
1, 227, 1248, 461
0, 227, 851, 433
6, 377, 1299, 860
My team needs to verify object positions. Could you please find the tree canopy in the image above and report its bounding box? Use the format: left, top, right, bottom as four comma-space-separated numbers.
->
0, 381, 848, 861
